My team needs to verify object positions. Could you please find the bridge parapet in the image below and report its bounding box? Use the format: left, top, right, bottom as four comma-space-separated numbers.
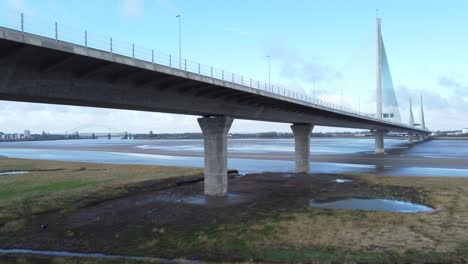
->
0, 12, 430, 135
1, 12, 391, 123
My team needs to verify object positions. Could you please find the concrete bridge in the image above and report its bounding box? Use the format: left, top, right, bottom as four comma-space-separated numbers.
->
0, 17, 429, 196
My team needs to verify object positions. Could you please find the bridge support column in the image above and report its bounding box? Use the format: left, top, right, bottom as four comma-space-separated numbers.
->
291, 123, 314, 173
418, 134, 424, 141
372, 130, 386, 154
408, 132, 414, 143
198, 116, 233, 196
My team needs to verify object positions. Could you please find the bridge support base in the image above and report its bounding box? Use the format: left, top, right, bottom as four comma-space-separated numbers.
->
373, 130, 385, 154
408, 132, 414, 143
291, 123, 314, 173
198, 116, 233, 196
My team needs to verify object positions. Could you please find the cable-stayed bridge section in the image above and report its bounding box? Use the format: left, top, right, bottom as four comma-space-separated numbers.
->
0, 14, 429, 195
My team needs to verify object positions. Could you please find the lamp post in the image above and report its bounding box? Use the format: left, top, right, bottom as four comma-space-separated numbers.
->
176, 14, 181, 69
313, 80, 316, 101
358, 96, 361, 113
266, 55, 271, 89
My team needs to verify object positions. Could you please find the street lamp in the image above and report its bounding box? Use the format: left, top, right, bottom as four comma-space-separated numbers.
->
266, 55, 271, 89
176, 14, 181, 69
313, 80, 316, 101
358, 96, 361, 113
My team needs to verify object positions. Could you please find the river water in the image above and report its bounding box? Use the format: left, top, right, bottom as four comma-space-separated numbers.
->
0, 138, 467, 177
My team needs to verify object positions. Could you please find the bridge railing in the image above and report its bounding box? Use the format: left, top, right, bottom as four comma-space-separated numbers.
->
0, 12, 412, 127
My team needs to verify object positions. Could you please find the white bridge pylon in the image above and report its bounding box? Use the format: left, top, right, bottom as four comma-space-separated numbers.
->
374, 16, 428, 153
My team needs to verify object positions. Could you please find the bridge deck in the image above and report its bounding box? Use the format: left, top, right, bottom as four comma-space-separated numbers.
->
0, 26, 428, 133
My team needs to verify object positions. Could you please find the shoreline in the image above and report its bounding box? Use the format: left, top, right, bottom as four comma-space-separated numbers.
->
431, 136, 468, 140
0, 142, 467, 170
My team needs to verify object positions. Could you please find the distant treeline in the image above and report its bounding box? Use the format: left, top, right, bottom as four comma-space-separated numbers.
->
432, 130, 468, 137
0, 133, 91, 142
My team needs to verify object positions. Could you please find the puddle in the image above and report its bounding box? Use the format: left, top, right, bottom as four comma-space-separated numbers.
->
0, 249, 198, 263
151, 192, 250, 206
177, 193, 249, 205
384, 167, 468, 177
309, 198, 433, 213
0, 171, 30, 176
333, 179, 352, 183
177, 195, 207, 205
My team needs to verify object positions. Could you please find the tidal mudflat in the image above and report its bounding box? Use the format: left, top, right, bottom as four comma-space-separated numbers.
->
1, 138, 468, 178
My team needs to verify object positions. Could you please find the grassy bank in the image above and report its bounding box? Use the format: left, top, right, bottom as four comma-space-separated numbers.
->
1, 158, 468, 263
126, 176, 468, 263
0, 158, 202, 231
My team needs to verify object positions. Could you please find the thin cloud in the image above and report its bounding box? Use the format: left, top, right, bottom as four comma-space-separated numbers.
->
396, 78, 468, 129
6, 0, 34, 14
438, 76, 468, 98
6, 0, 26, 10
263, 37, 340, 83
262, 36, 343, 103
155, 0, 179, 15
119, 0, 144, 18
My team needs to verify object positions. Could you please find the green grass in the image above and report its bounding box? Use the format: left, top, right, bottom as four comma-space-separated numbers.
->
273, 249, 328, 262
259, 248, 457, 264
0, 158, 201, 230
456, 241, 468, 262
129, 217, 463, 263
0, 162, 38, 172
0, 179, 97, 200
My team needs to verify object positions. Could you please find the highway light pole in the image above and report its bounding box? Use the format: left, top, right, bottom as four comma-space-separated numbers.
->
176, 14, 181, 69
313, 80, 316, 101
266, 55, 271, 89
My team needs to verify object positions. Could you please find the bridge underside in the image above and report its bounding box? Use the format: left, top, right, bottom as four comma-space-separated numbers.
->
0, 28, 430, 196
0, 30, 426, 133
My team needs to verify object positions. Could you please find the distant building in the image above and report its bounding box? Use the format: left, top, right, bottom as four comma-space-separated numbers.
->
463, 128, 468, 134
24, 130, 31, 138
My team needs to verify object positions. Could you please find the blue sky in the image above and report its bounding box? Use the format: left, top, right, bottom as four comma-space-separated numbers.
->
0, 0, 467, 133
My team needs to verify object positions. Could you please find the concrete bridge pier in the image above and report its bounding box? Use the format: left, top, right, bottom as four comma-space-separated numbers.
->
372, 130, 386, 154
291, 123, 314, 173
408, 132, 414, 143
198, 116, 233, 196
